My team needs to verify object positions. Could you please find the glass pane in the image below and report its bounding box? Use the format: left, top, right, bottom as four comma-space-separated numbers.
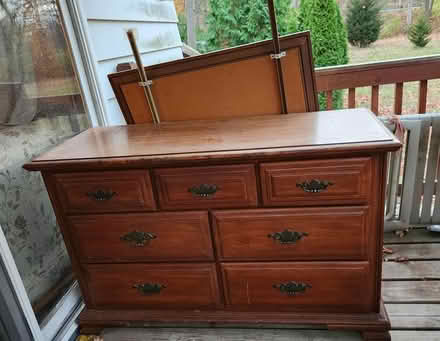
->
0, 0, 89, 323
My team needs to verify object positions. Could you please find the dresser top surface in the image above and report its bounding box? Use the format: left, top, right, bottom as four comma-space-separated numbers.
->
26, 109, 400, 169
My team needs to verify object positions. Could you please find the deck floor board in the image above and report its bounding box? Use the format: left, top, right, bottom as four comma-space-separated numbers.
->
384, 228, 440, 244
100, 231, 440, 340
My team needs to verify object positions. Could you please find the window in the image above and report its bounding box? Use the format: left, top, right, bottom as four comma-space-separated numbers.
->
0, 0, 88, 325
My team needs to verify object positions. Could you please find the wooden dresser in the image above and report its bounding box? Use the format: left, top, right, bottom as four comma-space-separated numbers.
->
24, 109, 400, 341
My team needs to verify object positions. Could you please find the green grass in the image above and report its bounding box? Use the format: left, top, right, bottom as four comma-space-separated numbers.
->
345, 32, 440, 115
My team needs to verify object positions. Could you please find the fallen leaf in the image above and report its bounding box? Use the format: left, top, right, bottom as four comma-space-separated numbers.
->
395, 256, 410, 264
383, 247, 394, 254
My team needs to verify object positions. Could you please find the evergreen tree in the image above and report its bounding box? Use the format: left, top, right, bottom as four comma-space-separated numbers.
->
408, 15, 432, 48
205, 0, 294, 52
346, 0, 383, 48
298, 0, 349, 109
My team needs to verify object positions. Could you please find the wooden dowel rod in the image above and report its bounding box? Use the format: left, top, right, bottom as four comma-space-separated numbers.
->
267, 0, 288, 115
127, 29, 160, 124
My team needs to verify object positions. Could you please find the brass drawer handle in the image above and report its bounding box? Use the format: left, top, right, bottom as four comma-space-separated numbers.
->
86, 189, 117, 201
188, 184, 219, 197
121, 231, 157, 247
273, 281, 312, 296
296, 179, 334, 193
268, 229, 308, 244
133, 283, 166, 295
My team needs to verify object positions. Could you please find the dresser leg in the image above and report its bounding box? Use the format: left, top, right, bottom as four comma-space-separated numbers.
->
362, 331, 391, 341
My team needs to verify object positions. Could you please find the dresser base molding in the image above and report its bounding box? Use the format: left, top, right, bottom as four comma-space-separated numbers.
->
79, 302, 391, 340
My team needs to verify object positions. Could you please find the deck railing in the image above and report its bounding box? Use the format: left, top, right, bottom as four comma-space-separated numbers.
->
315, 55, 440, 114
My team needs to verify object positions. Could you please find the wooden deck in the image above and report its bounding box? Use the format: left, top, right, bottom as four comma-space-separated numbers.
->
101, 228, 440, 341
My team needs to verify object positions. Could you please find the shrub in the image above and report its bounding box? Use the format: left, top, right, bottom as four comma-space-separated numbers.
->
298, 0, 349, 109
408, 15, 432, 47
380, 13, 403, 39
432, 0, 440, 31
286, 7, 299, 33
204, 0, 293, 52
346, 0, 383, 48
178, 13, 187, 44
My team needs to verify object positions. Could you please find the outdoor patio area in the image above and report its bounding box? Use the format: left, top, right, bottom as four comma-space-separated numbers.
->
99, 228, 439, 341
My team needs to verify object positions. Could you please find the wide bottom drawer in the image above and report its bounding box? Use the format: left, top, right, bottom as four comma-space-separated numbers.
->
222, 262, 374, 313
84, 263, 221, 309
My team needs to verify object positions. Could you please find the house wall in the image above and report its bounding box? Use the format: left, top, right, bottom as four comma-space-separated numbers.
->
77, 0, 183, 125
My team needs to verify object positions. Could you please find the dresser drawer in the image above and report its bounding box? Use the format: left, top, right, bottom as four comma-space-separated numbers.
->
68, 212, 213, 263
155, 165, 258, 210
84, 263, 221, 309
212, 207, 369, 261
51, 170, 156, 214
260, 157, 372, 206
222, 262, 373, 313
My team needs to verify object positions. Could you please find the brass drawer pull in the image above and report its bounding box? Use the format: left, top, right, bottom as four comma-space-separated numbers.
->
86, 189, 117, 201
273, 281, 312, 296
133, 283, 166, 295
121, 231, 157, 247
296, 179, 334, 193
268, 229, 308, 244
188, 184, 219, 197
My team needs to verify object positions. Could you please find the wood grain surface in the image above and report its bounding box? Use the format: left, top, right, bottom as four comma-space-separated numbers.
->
221, 262, 373, 312
260, 157, 372, 206
155, 164, 258, 210
26, 109, 398, 166
83, 263, 221, 309
212, 207, 370, 261
49, 170, 156, 214
68, 211, 214, 263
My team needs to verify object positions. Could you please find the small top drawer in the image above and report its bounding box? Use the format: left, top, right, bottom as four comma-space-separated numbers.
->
260, 157, 372, 207
155, 165, 258, 210
50, 170, 156, 214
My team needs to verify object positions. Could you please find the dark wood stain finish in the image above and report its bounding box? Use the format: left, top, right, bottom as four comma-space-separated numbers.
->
50, 170, 156, 214
23, 109, 399, 341
261, 157, 373, 207
221, 262, 373, 312
212, 207, 370, 261
68, 212, 214, 263
155, 165, 258, 210
83, 263, 221, 309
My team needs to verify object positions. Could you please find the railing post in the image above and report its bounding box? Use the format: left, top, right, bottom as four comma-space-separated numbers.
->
394, 83, 403, 115
371, 85, 379, 115
348, 88, 356, 108
418, 80, 428, 114
326, 90, 333, 110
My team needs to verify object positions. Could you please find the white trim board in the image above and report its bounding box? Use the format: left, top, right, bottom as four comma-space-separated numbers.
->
0, 225, 83, 341
0, 225, 43, 340
58, 0, 108, 127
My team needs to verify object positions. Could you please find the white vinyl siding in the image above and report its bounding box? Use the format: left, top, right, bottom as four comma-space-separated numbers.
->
74, 0, 183, 125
